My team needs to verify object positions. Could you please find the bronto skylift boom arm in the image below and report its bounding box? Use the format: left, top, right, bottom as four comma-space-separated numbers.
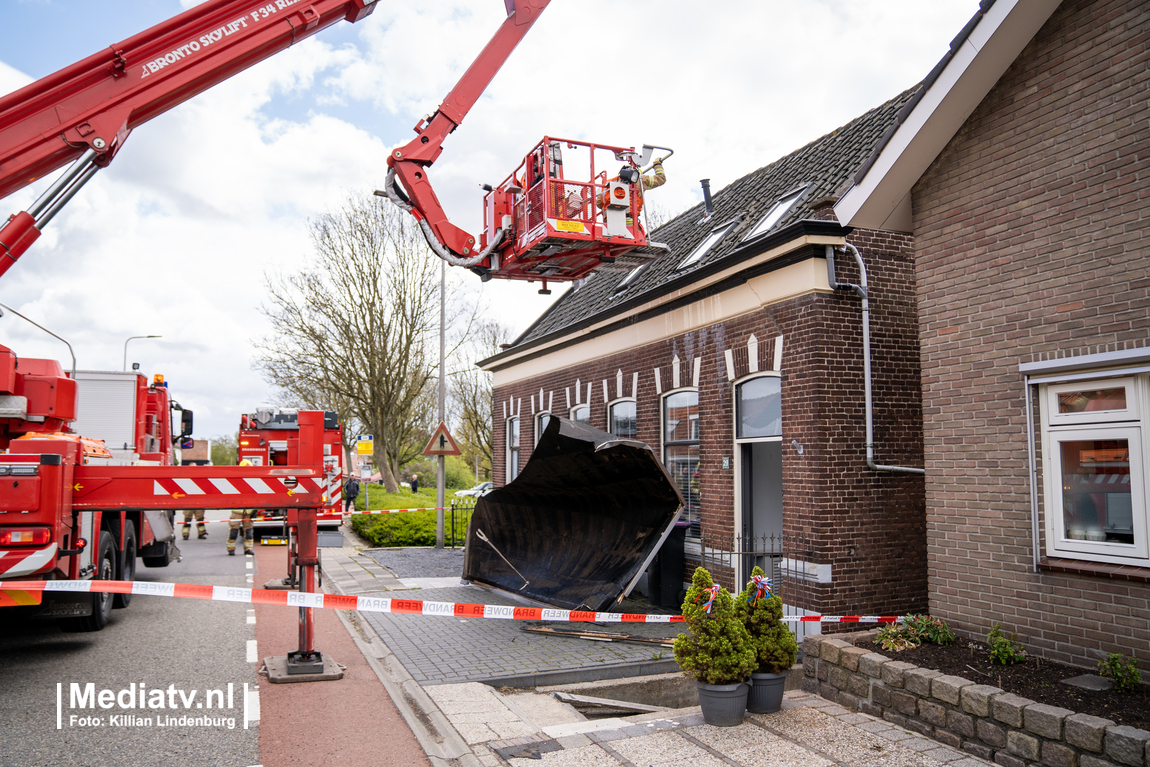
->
0, 0, 379, 281
382, 0, 552, 264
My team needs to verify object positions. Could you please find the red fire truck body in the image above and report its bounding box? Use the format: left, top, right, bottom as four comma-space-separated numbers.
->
238, 408, 343, 534
72, 371, 192, 465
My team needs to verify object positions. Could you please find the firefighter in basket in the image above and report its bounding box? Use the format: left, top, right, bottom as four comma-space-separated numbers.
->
596, 156, 667, 227
227, 459, 256, 556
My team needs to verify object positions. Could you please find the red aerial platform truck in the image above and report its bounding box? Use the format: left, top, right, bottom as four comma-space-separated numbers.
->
0, 0, 657, 669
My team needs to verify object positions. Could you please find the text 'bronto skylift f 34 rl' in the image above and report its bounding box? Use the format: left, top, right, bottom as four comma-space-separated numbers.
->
378, 0, 672, 294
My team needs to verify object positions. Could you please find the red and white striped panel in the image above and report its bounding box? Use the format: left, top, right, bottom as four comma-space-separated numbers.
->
151, 476, 325, 498
0, 544, 58, 578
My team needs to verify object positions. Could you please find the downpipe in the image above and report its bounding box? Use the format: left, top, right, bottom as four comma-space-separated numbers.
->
826, 243, 924, 475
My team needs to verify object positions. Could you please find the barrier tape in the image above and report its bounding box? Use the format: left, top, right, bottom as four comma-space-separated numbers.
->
0, 579, 900, 624
178, 516, 342, 525
347, 507, 444, 515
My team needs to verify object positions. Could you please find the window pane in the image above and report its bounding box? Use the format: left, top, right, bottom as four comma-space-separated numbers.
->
665, 443, 699, 525
609, 401, 637, 438
571, 405, 590, 425
737, 377, 781, 439
508, 418, 520, 481
536, 412, 552, 444
663, 391, 699, 442
1058, 388, 1127, 414
1060, 438, 1133, 544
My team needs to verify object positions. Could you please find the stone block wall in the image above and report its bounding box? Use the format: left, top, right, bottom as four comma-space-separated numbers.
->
802, 633, 1150, 767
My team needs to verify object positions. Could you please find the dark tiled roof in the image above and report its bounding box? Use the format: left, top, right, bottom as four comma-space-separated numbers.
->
501, 86, 920, 354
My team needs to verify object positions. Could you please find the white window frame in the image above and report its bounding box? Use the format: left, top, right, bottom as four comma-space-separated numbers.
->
1039, 375, 1150, 566
744, 186, 807, 241
662, 387, 700, 533
534, 411, 552, 446
569, 404, 590, 425
613, 264, 647, 295
606, 397, 637, 439
677, 220, 736, 271
733, 372, 782, 444
506, 416, 520, 483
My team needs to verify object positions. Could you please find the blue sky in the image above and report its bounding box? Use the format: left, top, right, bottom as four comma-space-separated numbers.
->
0, 0, 979, 440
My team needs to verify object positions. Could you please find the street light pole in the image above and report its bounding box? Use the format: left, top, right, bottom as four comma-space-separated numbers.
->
123, 334, 161, 371
436, 257, 446, 549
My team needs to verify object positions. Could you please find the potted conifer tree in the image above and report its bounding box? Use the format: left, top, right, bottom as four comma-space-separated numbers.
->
736, 565, 798, 714
673, 566, 756, 726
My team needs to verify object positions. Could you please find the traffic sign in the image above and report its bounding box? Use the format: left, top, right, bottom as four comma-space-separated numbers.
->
356, 434, 374, 456
422, 422, 461, 456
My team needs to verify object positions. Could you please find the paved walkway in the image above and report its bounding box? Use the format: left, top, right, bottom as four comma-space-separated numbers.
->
319, 530, 993, 767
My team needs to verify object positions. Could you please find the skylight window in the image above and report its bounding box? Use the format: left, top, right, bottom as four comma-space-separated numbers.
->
678, 222, 735, 270
614, 263, 646, 293
745, 187, 805, 240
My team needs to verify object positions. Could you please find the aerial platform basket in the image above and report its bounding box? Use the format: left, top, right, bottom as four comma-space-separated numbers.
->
476, 137, 669, 289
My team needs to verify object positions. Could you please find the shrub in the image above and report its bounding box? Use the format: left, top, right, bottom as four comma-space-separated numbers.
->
987, 623, 1027, 665
875, 614, 956, 652
735, 566, 797, 674
672, 567, 756, 685
1098, 653, 1141, 693
876, 623, 920, 652
905, 614, 956, 646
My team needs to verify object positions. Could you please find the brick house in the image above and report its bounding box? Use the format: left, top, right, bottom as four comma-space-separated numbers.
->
479, 93, 928, 625
835, 0, 1149, 667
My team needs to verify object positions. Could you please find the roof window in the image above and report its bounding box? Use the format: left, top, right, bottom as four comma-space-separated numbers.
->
613, 263, 647, 294
678, 220, 736, 270
744, 187, 806, 241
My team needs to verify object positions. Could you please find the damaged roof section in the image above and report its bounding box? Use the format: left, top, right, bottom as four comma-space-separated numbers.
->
462, 417, 683, 612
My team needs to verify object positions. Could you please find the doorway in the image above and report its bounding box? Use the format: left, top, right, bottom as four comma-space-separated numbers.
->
740, 440, 782, 579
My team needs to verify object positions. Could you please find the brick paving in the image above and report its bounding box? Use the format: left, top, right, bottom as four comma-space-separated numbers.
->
322, 537, 994, 765
321, 534, 679, 686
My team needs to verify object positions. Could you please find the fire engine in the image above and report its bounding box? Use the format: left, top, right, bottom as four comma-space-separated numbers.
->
237, 408, 344, 537
0, 0, 627, 665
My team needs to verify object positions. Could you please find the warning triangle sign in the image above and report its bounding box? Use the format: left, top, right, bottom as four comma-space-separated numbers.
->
422, 421, 462, 456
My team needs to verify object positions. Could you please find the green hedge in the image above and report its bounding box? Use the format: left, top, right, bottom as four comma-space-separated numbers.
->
351, 502, 474, 547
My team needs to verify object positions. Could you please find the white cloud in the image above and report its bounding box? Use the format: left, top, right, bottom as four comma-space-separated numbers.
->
0, 0, 978, 439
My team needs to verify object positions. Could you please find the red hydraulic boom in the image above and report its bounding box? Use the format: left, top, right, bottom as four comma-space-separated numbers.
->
0, 0, 378, 280
380, 1, 671, 292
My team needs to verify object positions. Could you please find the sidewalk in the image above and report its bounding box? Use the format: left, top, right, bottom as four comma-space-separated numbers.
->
320, 530, 994, 767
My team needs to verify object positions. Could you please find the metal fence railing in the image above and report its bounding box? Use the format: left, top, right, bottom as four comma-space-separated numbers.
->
448, 497, 476, 549
688, 531, 820, 643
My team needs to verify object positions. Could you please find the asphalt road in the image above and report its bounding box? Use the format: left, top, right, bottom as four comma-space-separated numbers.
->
0, 511, 261, 767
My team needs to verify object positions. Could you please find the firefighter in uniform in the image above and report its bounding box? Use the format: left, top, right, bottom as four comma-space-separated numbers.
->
181, 509, 207, 540
228, 459, 256, 556
596, 157, 667, 226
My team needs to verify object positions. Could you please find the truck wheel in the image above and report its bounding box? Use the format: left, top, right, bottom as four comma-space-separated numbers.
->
141, 541, 173, 568
113, 520, 136, 609
61, 531, 115, 632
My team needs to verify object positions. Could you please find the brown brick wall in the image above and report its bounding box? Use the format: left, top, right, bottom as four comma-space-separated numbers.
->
492, 230, 926, 619
911, 0, 1150, 666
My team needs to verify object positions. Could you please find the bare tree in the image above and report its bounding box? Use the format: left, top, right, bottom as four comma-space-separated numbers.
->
449, 320, 513, 480
256, 194, 476, 492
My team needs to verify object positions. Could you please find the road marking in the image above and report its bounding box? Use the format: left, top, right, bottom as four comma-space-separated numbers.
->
245, 561, 253, 569
247, 608, 255, 625
246, 639, 258, 663
244, 683, 260, 729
